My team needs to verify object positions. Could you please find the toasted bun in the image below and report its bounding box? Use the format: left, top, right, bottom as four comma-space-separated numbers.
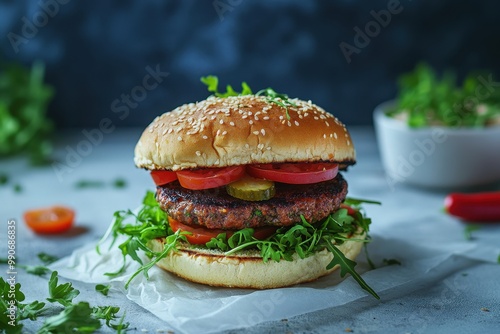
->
135, 95, 355, 171
148, 232, 364, 289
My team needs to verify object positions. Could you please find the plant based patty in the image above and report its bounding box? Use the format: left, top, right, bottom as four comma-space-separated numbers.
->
156, 173, 348, 230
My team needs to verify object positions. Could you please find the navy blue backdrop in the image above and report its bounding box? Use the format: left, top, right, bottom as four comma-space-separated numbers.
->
1, 0, 499, 128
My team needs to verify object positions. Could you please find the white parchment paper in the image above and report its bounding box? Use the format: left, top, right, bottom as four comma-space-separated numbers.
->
50, 212, 499, 334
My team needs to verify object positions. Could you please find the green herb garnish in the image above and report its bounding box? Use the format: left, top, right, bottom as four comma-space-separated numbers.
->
200, 75, 252, 97
256, 88, 297, 120
0, 272, 129, 332
95, 284, 111, 296
388, 63, 500, 127
0, 61, 54, 165
200, 75, 298, 120
497, 253, 500, 264
0, 173, 8, 185
102, 191, 380, 299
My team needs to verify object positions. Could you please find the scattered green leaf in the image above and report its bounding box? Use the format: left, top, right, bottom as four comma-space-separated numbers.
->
21, 265, 50, 276
38, 301, 101, 334
74, 180, 106, 189
13, 184, 22, 193
95, 284, 111, 296
464, 225, 480, 241
497, 253, 500, 264
0, 173, 8, 185
37, 252, 59, 265
47, 271, 80, 307
113, 178, 127, 188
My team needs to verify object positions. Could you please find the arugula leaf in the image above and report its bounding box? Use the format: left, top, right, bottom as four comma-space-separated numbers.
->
0, 61, 54, 165
38, 301, 101, 334
200, 75, 252, 97
21, 265, 50, 276
95, 284, 111, 296
105, 191, 380, 299
18, 300, 46, 321
47, 271, 80, 307
92, 305, 129, 330
324, 241, 380, 299
37, 252, 59, 265
256, 87, 297, 120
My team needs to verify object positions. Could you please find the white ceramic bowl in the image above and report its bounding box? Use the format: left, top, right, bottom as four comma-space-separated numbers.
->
374, 101, 500, 189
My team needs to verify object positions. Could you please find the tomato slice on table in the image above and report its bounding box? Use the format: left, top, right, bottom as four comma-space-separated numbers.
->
151, 170, 178, 186
246, 163, 339, 184
24, 206, 75, 234
176, 166, 245, 190
168, 217, 277, 245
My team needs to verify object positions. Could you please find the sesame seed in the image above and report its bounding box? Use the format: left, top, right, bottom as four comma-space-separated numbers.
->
287, 121, 291, 127
323, 134, 327, 139
162, 129, 167, 135
245, 143, 250, 148
167, 128, 173, 134
261, 129, 266, 136
279, 115, 284, 120
195, 151, 201, 156
257, 143, 264, 150
263, 116, 270, 120
330, 133, 333, 138
202, 135, 208, 140
242, 115, 248, 119
314, 117, 319, 120
255, 115, 259, 120
347, 140, 350, 146
253, 130, 259, 135
325, 121, 330, 127
334, 132, 338, 139
266, 146, 271, 150
177, 136, 182, 141
294, 121, 299, 126
210, 115, 216, 120
222, 131, 227, 135
230, 121, 235, 126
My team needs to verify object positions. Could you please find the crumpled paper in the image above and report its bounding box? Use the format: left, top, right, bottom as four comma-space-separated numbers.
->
50, 212, 499, 334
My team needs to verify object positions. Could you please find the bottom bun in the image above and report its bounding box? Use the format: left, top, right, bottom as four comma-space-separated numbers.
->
148, 231, 365, 289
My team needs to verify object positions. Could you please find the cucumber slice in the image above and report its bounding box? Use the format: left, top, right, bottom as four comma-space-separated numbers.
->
226, 175, 276, 201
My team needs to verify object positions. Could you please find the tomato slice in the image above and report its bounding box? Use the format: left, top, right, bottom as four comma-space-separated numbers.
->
24, 206, 75, 234
176, 166, 245, 190
151, 170, 178, 186
246, 163, 339, 184
340, 203, 358, 216
168, 217, 277, 245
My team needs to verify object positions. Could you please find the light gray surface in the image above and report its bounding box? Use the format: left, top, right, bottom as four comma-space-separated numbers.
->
1, 127, 499, 333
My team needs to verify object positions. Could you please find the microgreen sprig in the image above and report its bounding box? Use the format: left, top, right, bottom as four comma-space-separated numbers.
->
200, 75, 297, 120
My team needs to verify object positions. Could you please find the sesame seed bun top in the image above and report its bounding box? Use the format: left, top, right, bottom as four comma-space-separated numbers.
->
134, 95, 356, 171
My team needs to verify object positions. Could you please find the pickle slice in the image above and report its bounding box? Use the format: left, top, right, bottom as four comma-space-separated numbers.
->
226, 175, 276, 201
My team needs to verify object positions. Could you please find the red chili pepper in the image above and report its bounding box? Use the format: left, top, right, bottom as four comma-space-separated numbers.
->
444, 192, 500, 223
340, 203, 358, 216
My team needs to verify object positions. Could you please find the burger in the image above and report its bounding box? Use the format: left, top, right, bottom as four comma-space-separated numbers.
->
119, 86, 377, 298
